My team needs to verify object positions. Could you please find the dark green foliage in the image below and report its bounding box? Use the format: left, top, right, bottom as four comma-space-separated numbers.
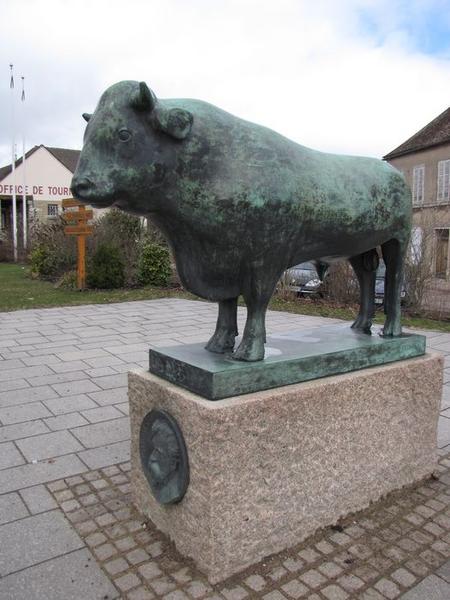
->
28, 217, 76, 280
87, 244, 125, 289
89, 209, 144, 286
137, 242, 171, 287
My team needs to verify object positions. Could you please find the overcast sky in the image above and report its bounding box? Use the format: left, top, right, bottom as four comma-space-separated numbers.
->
1, 0, 450, 167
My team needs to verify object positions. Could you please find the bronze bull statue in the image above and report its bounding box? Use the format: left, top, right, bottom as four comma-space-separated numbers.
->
71, 80, 411, 361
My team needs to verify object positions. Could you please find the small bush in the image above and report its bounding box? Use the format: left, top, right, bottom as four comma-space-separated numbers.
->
137, 242, 171, 287
29, 243, 67, 279
54, 270, 78, 289
87, 244, 125, 289
28, 217, 76, 279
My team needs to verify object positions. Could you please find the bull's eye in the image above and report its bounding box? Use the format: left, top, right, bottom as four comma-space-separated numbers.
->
118, 128, 132, 142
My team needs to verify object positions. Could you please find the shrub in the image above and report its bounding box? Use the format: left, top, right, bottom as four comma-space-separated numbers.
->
28, 217, 76, 279
87, 244, 125, 289
54, 270, 78, 289
137, 242, 171, 287
90, 209, 144, 286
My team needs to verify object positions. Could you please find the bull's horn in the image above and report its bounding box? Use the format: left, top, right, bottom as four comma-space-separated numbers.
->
131, 82, 156, 112
82, 113, 92, 122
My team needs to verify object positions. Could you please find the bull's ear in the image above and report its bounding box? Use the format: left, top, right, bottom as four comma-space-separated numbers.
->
152, 107, 193, 140
82, 113, 92, 122
131, 82, 156, 112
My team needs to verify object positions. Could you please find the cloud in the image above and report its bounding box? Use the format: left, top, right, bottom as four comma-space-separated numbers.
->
0, 0, 449, 167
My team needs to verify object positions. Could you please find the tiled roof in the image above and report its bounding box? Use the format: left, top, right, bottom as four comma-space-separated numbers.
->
0, 145, 80, 182
46, 147, 81, 173
384, 107, 450, 160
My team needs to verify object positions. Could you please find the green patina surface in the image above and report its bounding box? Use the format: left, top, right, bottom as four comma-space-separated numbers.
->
148, 324, 426, 400
73, 80, 413, 361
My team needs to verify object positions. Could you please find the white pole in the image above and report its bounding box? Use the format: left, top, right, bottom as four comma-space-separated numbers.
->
21, 76, 27, 251
10, 64, 17, 262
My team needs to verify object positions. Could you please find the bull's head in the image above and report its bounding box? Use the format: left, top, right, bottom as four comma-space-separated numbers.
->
71, 80, 193, 211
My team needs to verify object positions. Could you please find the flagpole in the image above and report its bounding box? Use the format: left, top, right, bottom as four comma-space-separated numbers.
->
10, 64, 17, 262
21, 76, 27, 251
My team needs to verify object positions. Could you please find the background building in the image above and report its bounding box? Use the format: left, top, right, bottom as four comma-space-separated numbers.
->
0, 144, 80, 230
384, 107, 450, 279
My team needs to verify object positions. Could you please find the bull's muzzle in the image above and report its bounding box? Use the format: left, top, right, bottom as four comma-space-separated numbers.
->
71, 177, 93, 201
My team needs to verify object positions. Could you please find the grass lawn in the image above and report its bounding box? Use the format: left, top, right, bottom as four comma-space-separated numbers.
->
1, 262, 450, 333
0, 263, 193, 311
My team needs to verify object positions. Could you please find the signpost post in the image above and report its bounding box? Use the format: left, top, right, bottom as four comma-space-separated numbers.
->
62, 199, 93, 290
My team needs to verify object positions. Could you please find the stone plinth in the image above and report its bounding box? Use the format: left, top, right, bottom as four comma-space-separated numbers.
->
129, 353, 442, 583
148, 324, 426, 400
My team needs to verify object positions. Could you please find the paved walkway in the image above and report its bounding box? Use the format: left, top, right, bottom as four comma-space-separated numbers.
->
0, 299, 449, 599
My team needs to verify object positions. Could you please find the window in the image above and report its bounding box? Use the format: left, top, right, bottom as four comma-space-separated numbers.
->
437, 159, 450, 203
47, 204, 58, 217
412, 165, 425, 205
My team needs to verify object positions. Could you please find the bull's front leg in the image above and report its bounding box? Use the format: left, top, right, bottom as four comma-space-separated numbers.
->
205, 297, 238, 354
233, 267, 277, 362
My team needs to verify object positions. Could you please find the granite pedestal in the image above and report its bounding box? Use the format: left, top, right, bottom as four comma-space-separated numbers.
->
129, 352, 442, 583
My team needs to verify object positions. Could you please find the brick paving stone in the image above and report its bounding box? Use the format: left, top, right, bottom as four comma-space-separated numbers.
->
172, 567, 193, 584
187, 580, 214, 598
104, 556, 129, 575
43, 394, 97, 415
0, 420, 50, 443
0, 510, 83, 576
0, 454, 86, 494
94, 542, 117, 561
139, 562, 163, 580
321, 585, 349, 600
374, 578, 401, 599
0, 492, 29, 525
318, 561, 343, 578
128, 587, 155, 600
150, 576, 177, 595
297, 548, 320, 564
0, 441, 25, 469
282, 558, 304, 573
299, 569, 326, 588
390, 567, 417, 587
315, 540, 335, 555
262, 592, 286, 600
280, 579, 308, 598
359, 590, 385, 600
19, 484, 57, 513
86, 532, 108, 547
114, 572, 141, 592
127, 548, 150, 565
244, 574, 267, 592
436, 559, 450, 582
401, 574, 450, 599
164, 591, 190, 600
16, 429, 83, 461
268, 566, 288, 581
0, 548, 119, 600
337, 573, 365, 592
0, 401, 52, 424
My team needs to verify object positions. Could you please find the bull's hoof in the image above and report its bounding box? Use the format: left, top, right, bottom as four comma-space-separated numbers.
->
233, 338, 264, 362
205, 329, 236, 354
351, 317, 372, 334
379, 321, 402, 337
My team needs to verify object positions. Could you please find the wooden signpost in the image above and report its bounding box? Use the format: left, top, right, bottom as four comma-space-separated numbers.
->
62, 198, 93, 289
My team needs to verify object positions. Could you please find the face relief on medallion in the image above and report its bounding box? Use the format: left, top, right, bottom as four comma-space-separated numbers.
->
139, 409, 189, 504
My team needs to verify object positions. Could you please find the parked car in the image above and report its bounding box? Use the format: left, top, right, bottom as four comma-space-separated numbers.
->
283, 261, 328, 298
375, 260, 407, 307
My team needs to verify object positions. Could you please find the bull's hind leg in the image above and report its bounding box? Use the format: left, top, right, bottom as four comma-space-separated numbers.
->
349, 249, 378, 333
381, 238, 407, 337
205, 297, 238, 354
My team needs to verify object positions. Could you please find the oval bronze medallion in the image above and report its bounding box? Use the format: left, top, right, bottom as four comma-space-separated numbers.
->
139, 409, 189, 504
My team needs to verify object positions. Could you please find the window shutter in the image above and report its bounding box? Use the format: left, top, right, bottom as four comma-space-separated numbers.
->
437, 160, 450, 202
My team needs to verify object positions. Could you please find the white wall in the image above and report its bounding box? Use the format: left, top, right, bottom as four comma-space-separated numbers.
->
0, 146, 73, 201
